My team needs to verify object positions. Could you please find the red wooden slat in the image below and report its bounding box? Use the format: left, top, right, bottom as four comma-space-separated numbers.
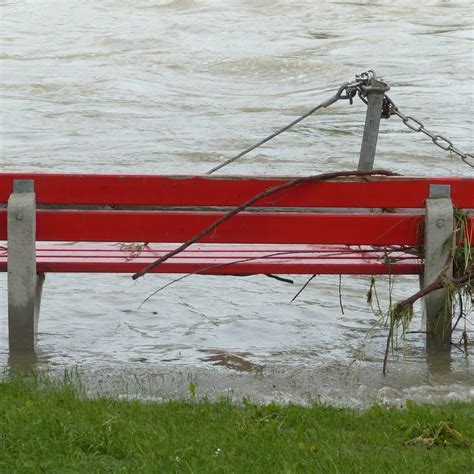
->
2, 243, 415, 253
0, 210, 423, 245
0, 244, 420, 264
0, 255, 422, 275
0, 173, 473, 208
28, 250, 417, 260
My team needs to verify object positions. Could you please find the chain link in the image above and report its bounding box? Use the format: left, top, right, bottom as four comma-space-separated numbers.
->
383, 95, 474, 168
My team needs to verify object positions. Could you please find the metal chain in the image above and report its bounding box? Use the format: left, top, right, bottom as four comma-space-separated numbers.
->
383, 95, 474, 168
206, 70, 473, 173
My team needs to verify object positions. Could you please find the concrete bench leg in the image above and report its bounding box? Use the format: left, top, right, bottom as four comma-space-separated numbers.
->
7, 180, 43, 353
423, 184, 454, 350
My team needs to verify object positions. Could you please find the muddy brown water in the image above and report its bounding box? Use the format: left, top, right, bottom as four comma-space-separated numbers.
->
1, 0, 473, 406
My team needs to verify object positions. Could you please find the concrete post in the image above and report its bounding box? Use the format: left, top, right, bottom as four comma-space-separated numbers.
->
423, 184, 454, 350
357, 78, 390, 171
7, 179, 43, 353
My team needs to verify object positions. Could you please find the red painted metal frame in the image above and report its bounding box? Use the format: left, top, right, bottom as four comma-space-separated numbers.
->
0, 210, 424, 245
0, 173, 473, 208
0, 244, 422, 275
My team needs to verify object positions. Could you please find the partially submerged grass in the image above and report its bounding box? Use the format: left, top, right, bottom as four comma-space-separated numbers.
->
0, 375, 472, 473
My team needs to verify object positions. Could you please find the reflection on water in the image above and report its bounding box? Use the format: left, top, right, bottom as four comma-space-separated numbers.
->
7, 351, 38, 374
1, 0, 473, 405
200, 351, 264, 372
425, 348, 455, 377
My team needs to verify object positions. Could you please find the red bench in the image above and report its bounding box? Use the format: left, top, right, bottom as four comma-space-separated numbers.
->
1, 172, 472, 353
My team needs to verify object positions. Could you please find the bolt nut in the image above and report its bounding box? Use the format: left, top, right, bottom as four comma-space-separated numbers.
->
16, 213, 23, 221
436, 218, 445, 228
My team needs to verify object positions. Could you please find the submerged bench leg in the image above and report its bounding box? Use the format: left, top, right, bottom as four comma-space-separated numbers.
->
423, 185, 454, 350
7, 180, 41, 353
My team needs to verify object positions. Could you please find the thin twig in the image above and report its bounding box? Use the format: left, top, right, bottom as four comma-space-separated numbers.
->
450, 302, 465, 336
450, 342, 465, 354
290, 274, 317, 303
265, 274, 294, 284
338, 274, 345, 315
382, 319, 394, 376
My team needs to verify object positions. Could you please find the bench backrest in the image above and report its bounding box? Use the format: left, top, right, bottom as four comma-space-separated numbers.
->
0, 173, 472, 246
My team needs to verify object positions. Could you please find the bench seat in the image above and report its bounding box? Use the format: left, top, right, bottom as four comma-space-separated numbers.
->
0, 243, 422, 275
1, 172, 471, 353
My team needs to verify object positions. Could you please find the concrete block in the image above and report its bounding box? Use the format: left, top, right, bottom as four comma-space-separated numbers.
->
7, 181, 42, 353
357, 78, 390, 172
423, 185, 454, 349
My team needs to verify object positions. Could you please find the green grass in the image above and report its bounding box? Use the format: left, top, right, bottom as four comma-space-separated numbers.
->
0, 376, 472, 473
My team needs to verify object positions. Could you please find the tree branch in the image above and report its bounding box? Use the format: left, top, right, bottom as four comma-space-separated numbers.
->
132, 169, 398, 280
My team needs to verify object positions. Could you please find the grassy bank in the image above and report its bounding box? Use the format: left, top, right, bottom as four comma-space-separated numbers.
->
0, 376, 472, 473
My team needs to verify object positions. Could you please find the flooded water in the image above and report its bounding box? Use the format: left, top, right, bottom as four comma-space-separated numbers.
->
1, 0, 473, 406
